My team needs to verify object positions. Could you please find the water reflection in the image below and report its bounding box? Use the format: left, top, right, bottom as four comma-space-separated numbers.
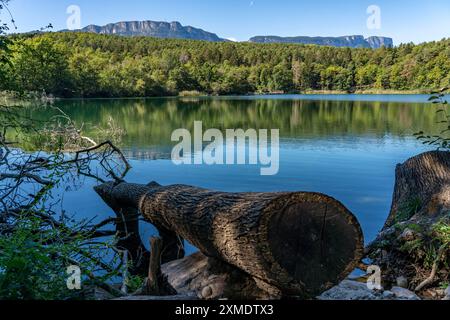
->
23, 95, 441, 243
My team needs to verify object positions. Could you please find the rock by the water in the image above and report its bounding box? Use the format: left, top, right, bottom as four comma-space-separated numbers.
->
318, 280, 384, 300
82, 286, 115, 300
318, 280, 423, 300
443, 287, 450, 300
396, 276, 409, 289
390, 287, 421, 300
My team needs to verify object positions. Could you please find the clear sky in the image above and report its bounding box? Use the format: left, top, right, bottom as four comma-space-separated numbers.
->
2, 0, 450, 45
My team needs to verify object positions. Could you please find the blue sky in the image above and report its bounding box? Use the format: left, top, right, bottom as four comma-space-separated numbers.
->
2, 0, 450, 44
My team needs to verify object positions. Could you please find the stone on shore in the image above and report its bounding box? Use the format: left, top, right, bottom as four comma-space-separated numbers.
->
318, 280, 421, 300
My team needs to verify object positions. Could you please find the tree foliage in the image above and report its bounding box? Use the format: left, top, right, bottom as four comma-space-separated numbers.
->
415, 90, 450, 150
1, 32, 450, 97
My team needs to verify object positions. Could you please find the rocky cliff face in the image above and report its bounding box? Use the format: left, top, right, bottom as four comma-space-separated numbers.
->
365, 36, 394, 49
70, 20, 394, 48
249, 35, 393, 49
78, 20, 225, 42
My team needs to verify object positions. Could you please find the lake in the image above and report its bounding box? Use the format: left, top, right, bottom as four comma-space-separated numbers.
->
26, 94, 442, 250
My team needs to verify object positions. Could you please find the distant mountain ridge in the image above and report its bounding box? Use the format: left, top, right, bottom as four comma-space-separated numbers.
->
66, 20, 394, 48
73, 20, 226, 42
249, 35, 393, 49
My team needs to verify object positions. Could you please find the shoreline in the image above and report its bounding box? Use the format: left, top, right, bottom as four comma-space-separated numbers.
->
1, 89, 443, 102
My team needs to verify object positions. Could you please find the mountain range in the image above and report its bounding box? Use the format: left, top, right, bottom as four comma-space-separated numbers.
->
249, 35, 393, 49
75, 20, 225, 42
68, 20, 394, 49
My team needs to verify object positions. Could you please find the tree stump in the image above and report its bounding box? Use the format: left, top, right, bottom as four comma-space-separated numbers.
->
385, 151, 450, 227
367, 151, 450, 295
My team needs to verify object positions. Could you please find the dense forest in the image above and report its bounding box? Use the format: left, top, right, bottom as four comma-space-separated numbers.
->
1, 32, 450, 97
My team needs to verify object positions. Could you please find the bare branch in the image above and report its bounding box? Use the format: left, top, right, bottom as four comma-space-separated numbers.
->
0, 173, 54, 186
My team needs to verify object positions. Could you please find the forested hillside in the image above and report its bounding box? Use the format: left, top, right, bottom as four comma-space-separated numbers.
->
1, 32, 450, 97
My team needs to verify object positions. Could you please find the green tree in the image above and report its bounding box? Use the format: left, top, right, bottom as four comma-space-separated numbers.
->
10, 37, 71, 96
320, 65, 351, 91
375, 68, 391, 89
356, 64, 379, 88
389, 64, 407, 90
167, 66, 198, 93
270, 63, 293, 92
68, 49, 105, 97
192, 62, 218, 93
2, 31, 450, 97
214, 65, 253, 95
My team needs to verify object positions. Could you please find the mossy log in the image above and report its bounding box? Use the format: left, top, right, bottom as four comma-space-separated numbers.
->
95, 182, 364, 298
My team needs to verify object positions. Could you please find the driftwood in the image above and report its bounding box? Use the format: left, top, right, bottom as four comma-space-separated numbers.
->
95, 182, 364, 298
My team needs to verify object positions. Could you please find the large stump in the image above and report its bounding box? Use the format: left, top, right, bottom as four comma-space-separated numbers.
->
367, 151, 450, 295
385, 151, 450, 227
95, 182, 364, 298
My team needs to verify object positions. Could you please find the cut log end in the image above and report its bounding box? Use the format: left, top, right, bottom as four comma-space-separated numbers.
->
264, 194, 364, 296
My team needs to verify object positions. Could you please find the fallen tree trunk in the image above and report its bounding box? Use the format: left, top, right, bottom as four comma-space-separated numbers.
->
94, 182, 185, 269
95, 182, 364, 298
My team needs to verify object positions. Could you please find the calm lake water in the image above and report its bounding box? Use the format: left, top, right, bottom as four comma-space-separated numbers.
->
26, 94, 443, 249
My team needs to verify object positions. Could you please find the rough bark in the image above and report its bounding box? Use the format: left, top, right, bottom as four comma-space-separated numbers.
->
95, 181, 364, 298
147, 237, 163, 294
96, 182, 184, 273
367, 151, 450, 296
385, 151, 450, 227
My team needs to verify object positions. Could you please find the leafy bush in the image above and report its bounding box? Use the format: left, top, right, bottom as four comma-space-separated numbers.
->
415, 90, 450, 150
0, 214, 82, 300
